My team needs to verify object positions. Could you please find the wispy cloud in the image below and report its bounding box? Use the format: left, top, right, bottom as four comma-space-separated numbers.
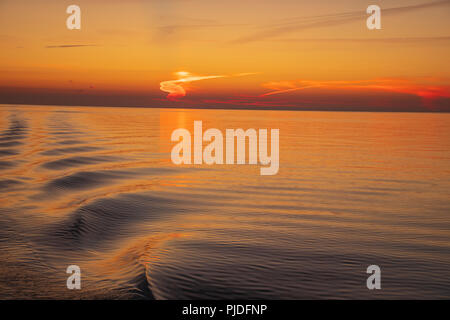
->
271, 36, 450, 44
158, 23, 245, 35
160, 71, 226, 101
45, 44, 98, 49
160, 71, 257, 100
261, 77, 450, 109
233, 0, 450, 44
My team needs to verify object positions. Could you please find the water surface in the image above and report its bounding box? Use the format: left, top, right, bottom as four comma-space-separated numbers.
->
0, 105, 449, 299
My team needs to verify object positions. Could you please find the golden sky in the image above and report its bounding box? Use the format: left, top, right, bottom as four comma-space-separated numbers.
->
0, 0, 449, 111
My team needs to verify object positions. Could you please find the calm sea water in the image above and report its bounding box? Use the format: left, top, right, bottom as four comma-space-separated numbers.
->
0, 104, 449, 299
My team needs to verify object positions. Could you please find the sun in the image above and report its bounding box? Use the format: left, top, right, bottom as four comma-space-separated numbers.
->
176, 71, 190, 78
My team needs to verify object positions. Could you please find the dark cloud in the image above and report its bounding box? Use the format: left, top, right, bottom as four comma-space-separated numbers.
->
45, 44, 98, 49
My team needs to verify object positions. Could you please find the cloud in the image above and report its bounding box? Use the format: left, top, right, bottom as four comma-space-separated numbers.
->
160, 71, 226, 101
271, 36, 450, 44
233, 0, 450, 43
158, 23, 245, 35
45, 44, 98, 49
260, 77, 450, 109
160, 71, 257, 101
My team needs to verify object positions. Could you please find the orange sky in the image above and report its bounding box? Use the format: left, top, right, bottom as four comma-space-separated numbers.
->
0, 0, 449, 111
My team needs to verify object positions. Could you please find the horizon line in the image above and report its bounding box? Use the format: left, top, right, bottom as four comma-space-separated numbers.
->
1, 102, 449, 114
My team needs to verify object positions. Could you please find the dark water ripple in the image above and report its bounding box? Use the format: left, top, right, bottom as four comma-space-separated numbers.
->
40, 146, 102, 156
41, 155, 122, 170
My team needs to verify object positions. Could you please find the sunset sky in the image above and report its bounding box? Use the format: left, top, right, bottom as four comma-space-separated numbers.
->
0, 0, 449, 111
